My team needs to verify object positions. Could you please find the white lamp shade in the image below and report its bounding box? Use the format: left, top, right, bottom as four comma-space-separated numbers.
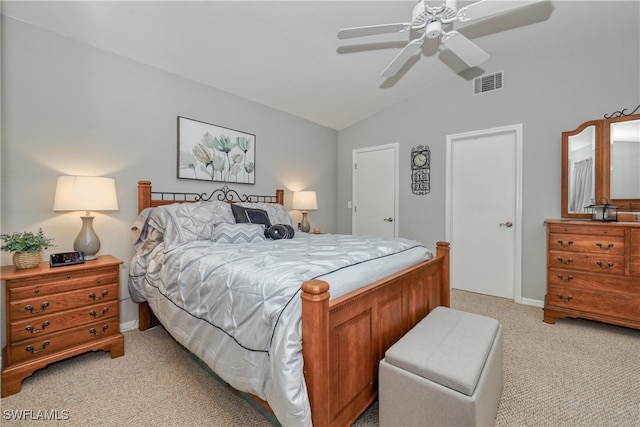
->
291, 191, 317, 211
53, 176, 119, 212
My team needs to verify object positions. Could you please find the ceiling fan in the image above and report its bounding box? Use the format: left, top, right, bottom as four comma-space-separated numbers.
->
337, 0, 543, 77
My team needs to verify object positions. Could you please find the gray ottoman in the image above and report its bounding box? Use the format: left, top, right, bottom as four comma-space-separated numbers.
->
379, 306, 503, 427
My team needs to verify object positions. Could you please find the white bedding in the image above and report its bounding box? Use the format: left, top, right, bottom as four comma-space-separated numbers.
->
128, 201, 432, 426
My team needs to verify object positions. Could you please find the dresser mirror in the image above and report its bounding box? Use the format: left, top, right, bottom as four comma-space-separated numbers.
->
562, 113, 640, 218
605, 115, 640, 212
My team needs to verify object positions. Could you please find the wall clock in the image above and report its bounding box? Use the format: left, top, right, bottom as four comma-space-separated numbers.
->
411, 145, 430, 195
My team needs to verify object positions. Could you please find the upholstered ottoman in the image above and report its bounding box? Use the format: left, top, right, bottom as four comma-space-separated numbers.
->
379, 306, 503, 427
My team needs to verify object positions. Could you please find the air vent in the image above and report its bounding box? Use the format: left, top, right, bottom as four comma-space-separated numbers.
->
473, 71, 503, 95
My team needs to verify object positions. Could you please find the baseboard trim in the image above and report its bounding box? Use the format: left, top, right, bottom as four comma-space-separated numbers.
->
521, 297, 544, 308
120, 320, 138, 332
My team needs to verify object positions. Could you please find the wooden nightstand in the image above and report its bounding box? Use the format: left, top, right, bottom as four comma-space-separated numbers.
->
1, 255, 125, 397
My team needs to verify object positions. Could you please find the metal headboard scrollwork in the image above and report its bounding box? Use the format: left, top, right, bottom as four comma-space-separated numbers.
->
152, 185, 278, 204
604, 104, 640, 119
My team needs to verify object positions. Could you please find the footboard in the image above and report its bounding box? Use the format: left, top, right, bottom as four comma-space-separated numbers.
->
301, 241, 450, 427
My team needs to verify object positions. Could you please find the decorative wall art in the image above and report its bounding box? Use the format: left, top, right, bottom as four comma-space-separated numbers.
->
411, 145, 431, 195
178, 116, 256, 184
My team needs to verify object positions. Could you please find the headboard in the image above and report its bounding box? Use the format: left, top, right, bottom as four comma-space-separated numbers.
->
137, 180, 285, 213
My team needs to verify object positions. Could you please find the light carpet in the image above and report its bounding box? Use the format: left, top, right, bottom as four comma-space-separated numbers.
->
2, 289, 639, 426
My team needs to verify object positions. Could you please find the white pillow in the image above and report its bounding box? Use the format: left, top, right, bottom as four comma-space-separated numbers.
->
211, 223, 266, 243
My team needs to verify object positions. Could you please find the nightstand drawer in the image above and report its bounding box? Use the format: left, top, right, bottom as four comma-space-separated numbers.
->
548, 233, 625, 255
10, 300, 119, 342
8, 318, 120, 365
9, 267, 119, 300
547, 251, 624, 275
9, 282, 118, 321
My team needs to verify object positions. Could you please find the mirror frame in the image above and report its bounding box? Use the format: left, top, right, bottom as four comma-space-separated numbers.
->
602, 113, 640, 212
561, 120, 603, 218
561, 113, 640, 218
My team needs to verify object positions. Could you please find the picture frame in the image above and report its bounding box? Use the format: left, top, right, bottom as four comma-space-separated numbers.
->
177, 116, 256, 184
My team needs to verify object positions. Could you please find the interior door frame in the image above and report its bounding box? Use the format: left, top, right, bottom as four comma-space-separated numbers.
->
445, 124, 523, 303
352, 143, 400, 237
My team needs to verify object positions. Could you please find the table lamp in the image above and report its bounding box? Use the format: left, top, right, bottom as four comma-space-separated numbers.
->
291, 191, 317, 232
53, 176, 119, 260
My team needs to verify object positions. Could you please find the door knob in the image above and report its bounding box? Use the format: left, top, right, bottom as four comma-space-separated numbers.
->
499, 221, 513, 228
383, 217, 394, 222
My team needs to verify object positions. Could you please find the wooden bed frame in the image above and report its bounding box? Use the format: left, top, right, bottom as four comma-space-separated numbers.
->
136, 180, 450, 426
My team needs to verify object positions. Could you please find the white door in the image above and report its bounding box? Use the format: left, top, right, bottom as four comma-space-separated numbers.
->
352, 144, 399, 237
446, 125, 522, 301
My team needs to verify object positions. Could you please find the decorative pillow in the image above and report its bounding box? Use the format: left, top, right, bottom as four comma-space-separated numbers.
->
235, 202, 295, 229
230, 204, 272, 228
211, 223, 266, 243
266, 224, 295, 240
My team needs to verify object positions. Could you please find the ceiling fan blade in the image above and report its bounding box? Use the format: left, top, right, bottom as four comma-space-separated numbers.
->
440, 31, 489, 68
380, 37, 424, 78
337, 23, 412, 40
457, 0, 544, 23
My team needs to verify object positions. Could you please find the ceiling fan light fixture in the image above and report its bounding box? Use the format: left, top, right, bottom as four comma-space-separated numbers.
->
425, 21, 442, 38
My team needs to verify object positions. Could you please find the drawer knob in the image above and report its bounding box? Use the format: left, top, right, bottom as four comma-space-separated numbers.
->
556, 257, 573, 265
557, 294, 573, 303
89, 290, 109, 301
596, 261, 614, 269
557, 274, 574, 282
24, 302, 49, 314
25, 341, 50, 354
66, 274, 71, 279
89, 307, 109, 318
25, 321, 50, 334
595, 242, 614, 250
557, 240, 574, 248
89, 325, 109, 336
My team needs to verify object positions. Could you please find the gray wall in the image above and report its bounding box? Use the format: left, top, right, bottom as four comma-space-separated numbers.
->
1, 17, 339, 331
337, 44, 640, 302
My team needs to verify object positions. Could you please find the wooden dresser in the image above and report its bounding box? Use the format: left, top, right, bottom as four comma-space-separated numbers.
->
544, 220, 640, 330
1, 255, 125, 397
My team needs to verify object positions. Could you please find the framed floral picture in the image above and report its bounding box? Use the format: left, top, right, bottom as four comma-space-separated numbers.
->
177, 116, 256, 184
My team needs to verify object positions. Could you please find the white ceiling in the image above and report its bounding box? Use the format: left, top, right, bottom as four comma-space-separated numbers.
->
3, 1, 639, 130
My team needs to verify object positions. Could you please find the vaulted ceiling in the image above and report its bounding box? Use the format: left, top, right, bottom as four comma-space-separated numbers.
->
3, 1, 639, 130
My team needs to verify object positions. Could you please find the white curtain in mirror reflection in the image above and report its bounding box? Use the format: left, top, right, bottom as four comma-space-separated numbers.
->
570, 157, 593, 212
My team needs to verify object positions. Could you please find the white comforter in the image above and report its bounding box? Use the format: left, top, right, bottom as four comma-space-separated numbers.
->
128, 204, 431, 426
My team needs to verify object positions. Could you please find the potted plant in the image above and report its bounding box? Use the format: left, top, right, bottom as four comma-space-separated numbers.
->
1, 228, 55, 269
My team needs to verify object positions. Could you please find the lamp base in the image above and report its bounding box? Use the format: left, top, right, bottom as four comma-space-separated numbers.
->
300, 211, 311, 233
73, 216, 101, 260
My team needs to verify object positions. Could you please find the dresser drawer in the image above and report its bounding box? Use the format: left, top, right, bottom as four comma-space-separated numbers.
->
548, 251, 625, 275
547, 284, 640, 322
9, 267, 119, 300
9, 283, 118, 321
549, 270, 639, 295
547, 223, 626, 237
548, 233, 625, 255
7, 318, 120, 365
10, 300, 119, 342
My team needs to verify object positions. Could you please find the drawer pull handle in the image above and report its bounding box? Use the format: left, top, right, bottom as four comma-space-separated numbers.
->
596, 261, 614, 269
89, 325, 109, 336
89, 308, 109, 318
556, 257, 573, 265
557, 274, 573, 282
556, 294, 573, 303
89, 290, 109, 301
96, 278, 102, 284
557, 240, 574, 247
595, 242, 614, 250
24, 302, 49, 314
25, 341, 50, 354
25, 321, 50, 334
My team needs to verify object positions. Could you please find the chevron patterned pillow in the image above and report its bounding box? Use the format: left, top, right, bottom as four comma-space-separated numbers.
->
211, 223, 266, 243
